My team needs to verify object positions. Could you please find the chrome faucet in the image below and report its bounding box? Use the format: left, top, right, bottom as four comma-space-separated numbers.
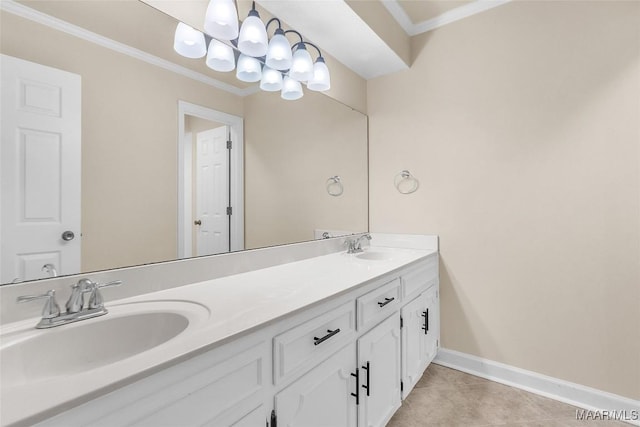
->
346, 233, 372, 254
17, 278, 123, 329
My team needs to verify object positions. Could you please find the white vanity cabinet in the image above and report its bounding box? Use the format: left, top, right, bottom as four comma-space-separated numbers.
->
271, 256, 438, 427
32, 253, 439, 427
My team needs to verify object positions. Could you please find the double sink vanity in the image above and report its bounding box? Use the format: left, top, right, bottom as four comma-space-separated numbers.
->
0, 234, 439, 427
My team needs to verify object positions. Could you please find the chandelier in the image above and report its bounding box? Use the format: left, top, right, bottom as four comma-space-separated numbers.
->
173, 0, 331, 100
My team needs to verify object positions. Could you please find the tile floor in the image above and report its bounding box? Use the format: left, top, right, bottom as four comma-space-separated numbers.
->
388, 364, 631, 427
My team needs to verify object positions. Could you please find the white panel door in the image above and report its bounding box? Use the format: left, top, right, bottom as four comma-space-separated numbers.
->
0, 54, 81, 283
275, 343, 358, 427
357, 314, 401, 427
195, 126, 229, 256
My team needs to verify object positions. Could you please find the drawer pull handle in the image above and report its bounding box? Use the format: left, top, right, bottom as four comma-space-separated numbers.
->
377, 297, 395, 307
422, 309, 429, 334
313, 328, 341, 345
351, 368, 360, 405
362, 361, 370, 396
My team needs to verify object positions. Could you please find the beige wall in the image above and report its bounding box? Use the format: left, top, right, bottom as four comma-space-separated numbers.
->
244, 90, 368, 249
368, 1, 640, 399
1, 12, 244, 273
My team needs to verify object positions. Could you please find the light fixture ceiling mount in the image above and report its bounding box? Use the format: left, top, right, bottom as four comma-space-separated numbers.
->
173, 0, 331, 100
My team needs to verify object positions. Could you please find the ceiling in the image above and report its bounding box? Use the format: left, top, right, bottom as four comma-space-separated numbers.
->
397, 0, 474, 24
6, 0, 511, 87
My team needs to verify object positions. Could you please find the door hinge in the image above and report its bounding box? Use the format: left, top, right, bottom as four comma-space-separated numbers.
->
226, 206, 232, 216
270, 410, 277, 427
400, 316, 403, 329
401, 381, 404, 392
226, 140, 232, 149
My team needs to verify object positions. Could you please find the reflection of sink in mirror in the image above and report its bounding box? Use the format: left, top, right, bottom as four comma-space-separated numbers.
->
0, 300, 209, 387
355, 250, 394, 261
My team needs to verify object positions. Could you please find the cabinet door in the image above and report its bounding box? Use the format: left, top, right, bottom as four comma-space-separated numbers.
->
401, 292, 429, 399
275, 343, 357, 427
357, 314, 401, 427
401, 286, 440, 399
423, 286, 440, 367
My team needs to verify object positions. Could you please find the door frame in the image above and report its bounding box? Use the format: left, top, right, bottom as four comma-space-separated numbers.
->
177, 101, 244, 258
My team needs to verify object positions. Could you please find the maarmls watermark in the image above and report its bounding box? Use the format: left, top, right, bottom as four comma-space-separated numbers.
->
576, 409, 639, 421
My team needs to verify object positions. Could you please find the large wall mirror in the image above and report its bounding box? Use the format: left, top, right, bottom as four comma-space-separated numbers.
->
0, 0, 368, 285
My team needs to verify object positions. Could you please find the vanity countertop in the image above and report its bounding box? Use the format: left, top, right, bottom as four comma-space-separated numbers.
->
0, 245, 436, 426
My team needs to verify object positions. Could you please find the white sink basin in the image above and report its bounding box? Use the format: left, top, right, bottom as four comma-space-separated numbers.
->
0, 300, 209, 388
355, 249, 394, 261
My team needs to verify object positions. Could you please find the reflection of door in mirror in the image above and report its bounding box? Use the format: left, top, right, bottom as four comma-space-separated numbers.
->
0, 55, 81, 283
194, 124, 229, 256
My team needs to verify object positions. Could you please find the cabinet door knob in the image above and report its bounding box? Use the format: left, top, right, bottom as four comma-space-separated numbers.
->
362, 361, 370, 396
422, 309, 429, 334
313, 328, 340, 346
194, 220, 202, 226
377, 297, 395, 307
350, 368, 360, 405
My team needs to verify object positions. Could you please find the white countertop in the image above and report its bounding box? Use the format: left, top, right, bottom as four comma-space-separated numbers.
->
0, 246, 435, 426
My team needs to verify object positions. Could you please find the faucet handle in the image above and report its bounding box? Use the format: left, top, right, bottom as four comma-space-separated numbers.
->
87, 280, 123, 310
99, 280, 123, 288
17, 290, 61, 319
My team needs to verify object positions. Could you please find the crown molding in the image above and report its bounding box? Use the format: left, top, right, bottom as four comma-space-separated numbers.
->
382, 0, 512, 36
0, 0, 256, 97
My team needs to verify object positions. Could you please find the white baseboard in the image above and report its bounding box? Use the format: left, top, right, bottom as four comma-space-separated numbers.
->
434, 348, 640, 426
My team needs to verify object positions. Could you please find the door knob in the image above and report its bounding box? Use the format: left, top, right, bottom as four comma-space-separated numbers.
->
61, 230, 75, 241
194, 220, 202, 226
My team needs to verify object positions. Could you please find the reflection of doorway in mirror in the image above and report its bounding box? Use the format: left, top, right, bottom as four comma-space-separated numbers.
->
0, 55, 81, 283
178, 101, 244, 259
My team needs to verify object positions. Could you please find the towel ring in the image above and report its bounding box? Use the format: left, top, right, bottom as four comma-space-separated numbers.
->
326, 176, 344, 196
394, 170, 419, 194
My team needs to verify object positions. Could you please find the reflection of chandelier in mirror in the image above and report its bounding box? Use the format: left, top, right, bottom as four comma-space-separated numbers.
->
173, 0, 331, 100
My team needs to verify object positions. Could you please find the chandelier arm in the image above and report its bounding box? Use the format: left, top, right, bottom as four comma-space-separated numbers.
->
266, 17, 282, 33
284, 30, 304, 46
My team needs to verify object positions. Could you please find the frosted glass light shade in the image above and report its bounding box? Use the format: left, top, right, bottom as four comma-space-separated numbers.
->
260, 67, 283, 91
173, 23, 207, 59
238, 10, 268, 57
265, 29, 292, 71
204, 0, 239, 41
236, 54, 262, 82
281, 76, 303, 100
289, 45, 313, 82
206, 39, 235, 72
307, 58, 331, 91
